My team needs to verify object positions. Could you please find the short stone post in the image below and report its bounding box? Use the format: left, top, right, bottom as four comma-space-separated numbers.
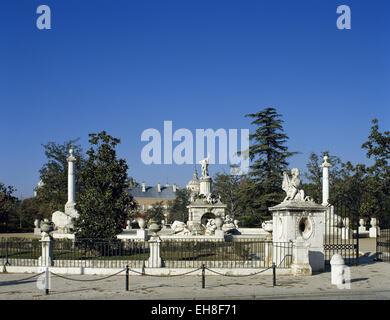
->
291, 237, 312, 276
330, 254, 350, 289
147, 236, 162, 268
359, 218, 366, 234
39, 232, 53, 267
369, 218, 377, 238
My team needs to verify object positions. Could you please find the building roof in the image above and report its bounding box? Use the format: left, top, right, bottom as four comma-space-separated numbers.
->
186, 168, 200, 187
127, 185, 177, 199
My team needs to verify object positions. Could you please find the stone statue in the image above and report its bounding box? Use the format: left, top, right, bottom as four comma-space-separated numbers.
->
282, 168, 310, 202
262, 220, 273, 232
205, 218, 217, 235
199, 157, 209, 177
222, 215, 236, 233
171, 221, 191, 235
206, 193, 218, 204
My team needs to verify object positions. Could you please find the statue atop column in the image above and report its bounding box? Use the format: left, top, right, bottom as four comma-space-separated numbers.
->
282, 168, 311, 202
199, 156, 209, 178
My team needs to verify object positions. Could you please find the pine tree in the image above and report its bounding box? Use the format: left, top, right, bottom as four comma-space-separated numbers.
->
241, 107, 297, 222
74, 131, 136, 241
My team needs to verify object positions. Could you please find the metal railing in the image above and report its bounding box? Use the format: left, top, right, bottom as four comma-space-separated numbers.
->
0, 237, 293, 269
376, 229, 390, 262
160, 239, 292, 269
0, 238, 41, 267
52, 239, 149, 268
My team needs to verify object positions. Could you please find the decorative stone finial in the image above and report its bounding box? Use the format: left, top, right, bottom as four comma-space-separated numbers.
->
321, 155, 332, 168
67, 148, 76, 162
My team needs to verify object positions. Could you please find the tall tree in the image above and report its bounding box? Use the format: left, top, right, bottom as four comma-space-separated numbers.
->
36, 139, 85, 216
74, 131, 136, 240
240, 107, 297, 223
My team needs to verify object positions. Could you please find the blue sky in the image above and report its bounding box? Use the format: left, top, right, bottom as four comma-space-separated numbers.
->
1, 0, 389, 198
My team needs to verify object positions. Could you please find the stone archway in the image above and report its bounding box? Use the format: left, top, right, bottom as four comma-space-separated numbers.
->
201, 212, 216, 226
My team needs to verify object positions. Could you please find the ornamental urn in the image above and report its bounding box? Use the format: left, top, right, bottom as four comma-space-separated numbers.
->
138, 218, 146, 230
40, 219, 53, 234
148, 220, 162, 236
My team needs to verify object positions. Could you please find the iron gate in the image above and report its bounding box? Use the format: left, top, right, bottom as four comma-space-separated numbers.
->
376, 214, 390, 262
324, 202, 359, 265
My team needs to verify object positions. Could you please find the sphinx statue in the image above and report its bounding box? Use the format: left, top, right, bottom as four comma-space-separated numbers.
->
282, 168, 311, 202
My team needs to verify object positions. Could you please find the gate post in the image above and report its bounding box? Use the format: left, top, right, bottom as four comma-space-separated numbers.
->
147, 236, 162, 268
38, 231, 53, 267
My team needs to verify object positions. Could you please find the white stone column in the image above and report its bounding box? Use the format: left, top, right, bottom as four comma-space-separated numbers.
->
65, 148, 76, 214
321, 155, 332, 206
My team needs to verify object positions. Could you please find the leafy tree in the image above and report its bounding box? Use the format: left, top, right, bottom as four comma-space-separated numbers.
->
19, 197, 50, 230
36, 139, 85, 216
239, 107, 298, 223
146, 201, 166, 225
213, 172, 245, 219
361, 119, 390, 225
332, 162, 367, 224
302, 151, 342, 204
74, 131, 136, 241
0, 183, 18, 232
167, 188, 190, 223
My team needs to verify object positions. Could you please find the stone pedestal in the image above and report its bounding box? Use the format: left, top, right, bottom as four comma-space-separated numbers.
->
34, 228, 42, 235
214, 230, 225, 238
199, 176, 212, 196
38, 233, 53, 267
291, 237, 312, 276
269, 200, 326, 273
137, 229, 148, 240
147, 236, 162, 268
